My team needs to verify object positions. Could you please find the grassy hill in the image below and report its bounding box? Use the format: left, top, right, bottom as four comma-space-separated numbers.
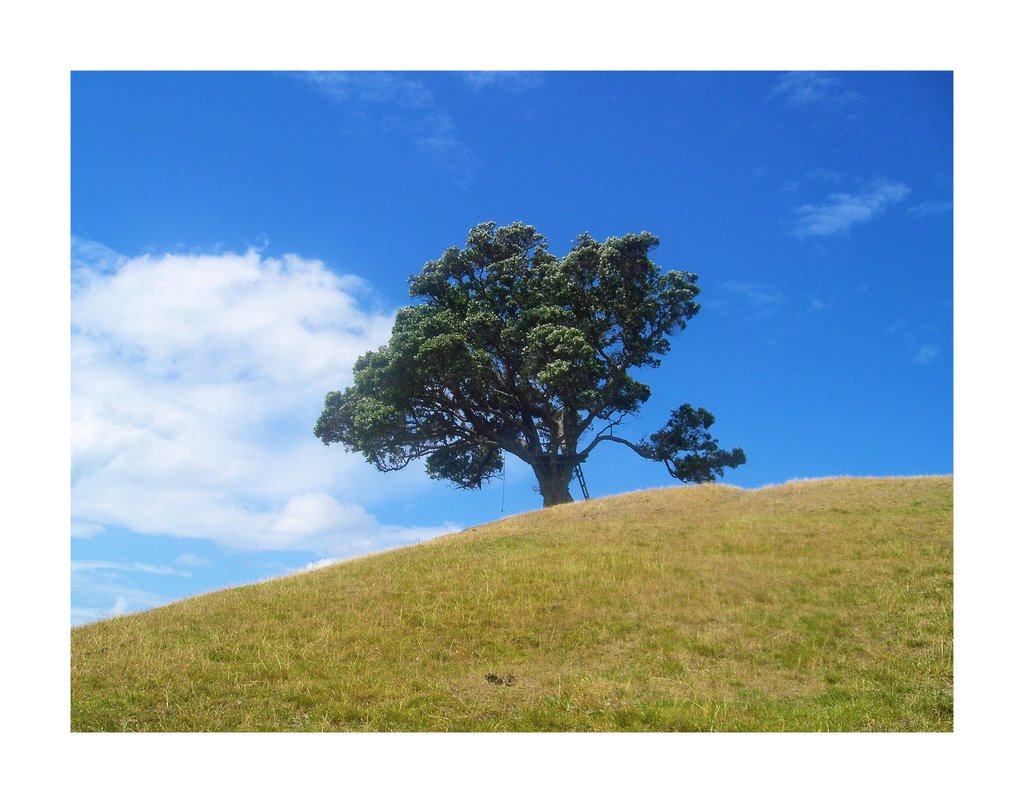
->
71, 476, 952, 732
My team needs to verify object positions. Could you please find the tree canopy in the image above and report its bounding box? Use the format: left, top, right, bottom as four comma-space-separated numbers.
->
315, 222, 745, 507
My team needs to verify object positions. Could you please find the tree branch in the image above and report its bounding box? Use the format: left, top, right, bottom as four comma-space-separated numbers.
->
578, 433, 649, 460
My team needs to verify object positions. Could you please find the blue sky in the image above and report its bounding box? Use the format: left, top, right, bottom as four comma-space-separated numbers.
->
70, 70, 953, 625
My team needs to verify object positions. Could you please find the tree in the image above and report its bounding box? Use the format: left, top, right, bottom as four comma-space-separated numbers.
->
314, 222, 746, 507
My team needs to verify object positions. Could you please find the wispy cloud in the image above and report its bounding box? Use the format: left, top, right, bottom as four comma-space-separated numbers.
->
71, 560, 191, 623
462, 72, 545, 92
176, 553, 210, 568
73, 601, 133, 627
713, 281, 784, 320
791, 177, 910, 238
301, 71, 434, 106
71, 519, 105, 538
781, 168, 844, 193
71, 576, 170, 626
71, 236, 126, 275
908, 199, 953, 217
771, 72, 861, 109
915, 344, 940, 364
72, 560, 192, 577
71, 242, 460, 558
888, 319, 944, 366
297, 71, 478, 187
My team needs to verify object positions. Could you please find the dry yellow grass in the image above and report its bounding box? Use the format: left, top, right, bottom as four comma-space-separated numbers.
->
71, 475, 952, 731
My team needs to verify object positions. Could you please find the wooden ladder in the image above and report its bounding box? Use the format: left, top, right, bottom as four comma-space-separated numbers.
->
573, 464, 591, 501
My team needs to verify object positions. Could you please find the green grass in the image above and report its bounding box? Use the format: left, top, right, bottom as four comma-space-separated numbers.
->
71, 476, 952, 731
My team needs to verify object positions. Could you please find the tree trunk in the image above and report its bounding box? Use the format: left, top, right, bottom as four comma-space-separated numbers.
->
534, 463, 575, 507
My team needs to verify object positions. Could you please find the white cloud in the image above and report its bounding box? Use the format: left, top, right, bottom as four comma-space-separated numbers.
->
300, 71, 434, 107
915, 344, 940, 364
462, 72, 544, 92
297, 72, 478, 187
109, 597, 129, 617
71, 244, 459, 556
714, 281, 784, 320
291, 521, 454, 575
771, 72, 861, 108
792, 177, 910, 238
298, 556, 347, 573
887, 319, 945, 365
72, 560, 192, 577
70, 576, 170, 627
72, 605, 125, 627
71, 519, 105, 538
71, 236, 126, 274
908, 199, 953, 217
175, 553, 210, 567
781, 168, 845, 193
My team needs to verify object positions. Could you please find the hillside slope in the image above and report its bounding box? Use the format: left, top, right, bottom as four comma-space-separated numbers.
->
71, 476, 953, 731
